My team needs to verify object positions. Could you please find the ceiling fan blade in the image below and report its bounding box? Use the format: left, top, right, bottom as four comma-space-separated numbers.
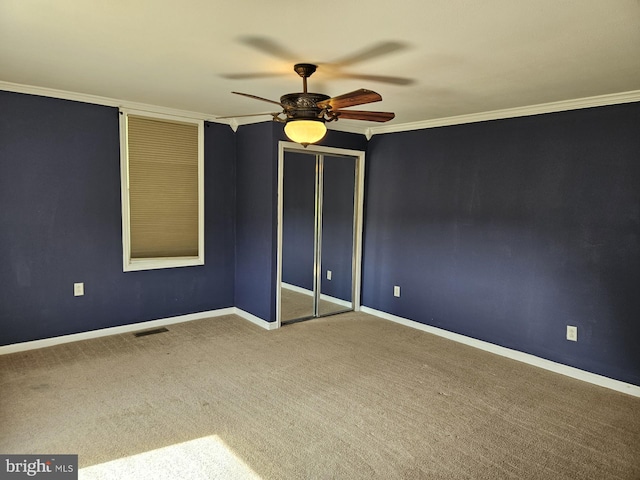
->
221, 72, 288, 80
333, 110, 395, 122
316, 89, 382, 110
232, 92, 285, 107
336, 72, 414, 86
238, 36, 298, 62
331, 41, 408, 67
216, 112, 280, 119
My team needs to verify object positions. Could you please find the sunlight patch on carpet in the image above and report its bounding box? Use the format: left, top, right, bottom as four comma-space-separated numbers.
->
78, 435, 261, 480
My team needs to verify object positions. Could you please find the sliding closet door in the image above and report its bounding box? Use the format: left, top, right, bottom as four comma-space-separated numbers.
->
318, 155, 356, 316
278, 143, 364, 325
281, 151, 316, 322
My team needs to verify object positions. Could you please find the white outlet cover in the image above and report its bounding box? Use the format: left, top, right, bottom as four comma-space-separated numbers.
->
566, 325, 577, 341
74, 282, 84, 296
327, 270, 332, 280
394, 286, 401, 297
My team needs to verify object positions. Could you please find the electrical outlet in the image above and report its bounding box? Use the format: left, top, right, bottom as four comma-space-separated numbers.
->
74, 282, 84, 297
394, 285, 401, 297
566, 325, 577, 341
327, 270, 332, 280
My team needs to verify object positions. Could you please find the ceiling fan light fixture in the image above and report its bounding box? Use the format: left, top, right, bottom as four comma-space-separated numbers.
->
284, 119, 327, 147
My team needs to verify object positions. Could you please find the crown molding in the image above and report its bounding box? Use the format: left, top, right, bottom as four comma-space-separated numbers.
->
233, 115, 273, 127
3, 81, 639, 136
369, 90, 640, 136
0, 80, 231, 125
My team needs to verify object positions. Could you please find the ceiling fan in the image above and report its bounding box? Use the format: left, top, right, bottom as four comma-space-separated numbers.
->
219, 63, 395, 146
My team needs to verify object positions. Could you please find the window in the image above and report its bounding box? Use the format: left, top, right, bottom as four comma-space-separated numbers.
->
119, 109, 204, 271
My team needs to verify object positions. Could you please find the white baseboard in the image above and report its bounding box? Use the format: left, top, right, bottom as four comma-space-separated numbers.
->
360, 306, 640, 398
281, 282, 352, 308
0, 307, 277, 355
233, 308, 279, 330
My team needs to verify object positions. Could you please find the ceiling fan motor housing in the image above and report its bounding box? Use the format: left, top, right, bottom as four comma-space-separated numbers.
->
280, 92, 331, 120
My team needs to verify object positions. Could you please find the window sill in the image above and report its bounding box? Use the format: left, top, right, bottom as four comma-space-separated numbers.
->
123, 256, 204, 272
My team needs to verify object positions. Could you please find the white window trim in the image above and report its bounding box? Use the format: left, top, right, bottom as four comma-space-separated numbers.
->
119, 108, 205, 272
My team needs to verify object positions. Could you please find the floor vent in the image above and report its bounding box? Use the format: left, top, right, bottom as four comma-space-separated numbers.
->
134, 327, 169, 337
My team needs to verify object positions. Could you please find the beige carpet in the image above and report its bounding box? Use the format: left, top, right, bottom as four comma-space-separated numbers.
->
1, 312, 639, 479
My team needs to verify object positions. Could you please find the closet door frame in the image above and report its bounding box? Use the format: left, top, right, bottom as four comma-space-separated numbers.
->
276, 141, 365, 328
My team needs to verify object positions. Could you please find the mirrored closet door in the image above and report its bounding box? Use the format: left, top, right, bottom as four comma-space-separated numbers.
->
278, 144, 363, 325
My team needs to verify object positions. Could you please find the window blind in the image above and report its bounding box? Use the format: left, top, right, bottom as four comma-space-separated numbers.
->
127, 115, 199, 258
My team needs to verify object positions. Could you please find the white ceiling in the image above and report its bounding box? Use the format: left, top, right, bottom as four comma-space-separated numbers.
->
2, 1, 639, 133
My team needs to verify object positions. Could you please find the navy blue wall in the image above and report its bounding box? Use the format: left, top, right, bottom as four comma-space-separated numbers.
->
0, 91, 236, 345
362, 102, 640, 385
234, 122, 279, 322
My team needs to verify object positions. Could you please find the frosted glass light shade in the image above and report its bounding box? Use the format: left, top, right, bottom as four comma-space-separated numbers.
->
284, 120, 327, 146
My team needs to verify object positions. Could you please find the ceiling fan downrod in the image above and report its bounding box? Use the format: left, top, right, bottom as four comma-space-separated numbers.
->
293, 63, 317, 93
